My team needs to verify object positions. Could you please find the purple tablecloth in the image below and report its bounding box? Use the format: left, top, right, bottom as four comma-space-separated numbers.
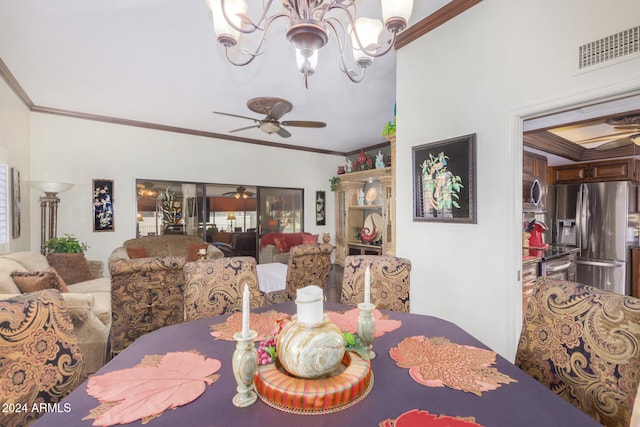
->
33, 302, 601, 427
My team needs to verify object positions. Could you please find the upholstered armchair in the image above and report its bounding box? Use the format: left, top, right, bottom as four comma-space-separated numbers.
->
0, 290, 86, 427
341, 255, 412, 312
264, 243, 333, 304
515, 277, 640, 427
183, 257, 263, 321
109, 257, 186, 355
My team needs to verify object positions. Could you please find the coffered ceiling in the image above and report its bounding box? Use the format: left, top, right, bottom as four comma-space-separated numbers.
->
0, 0, 469, 156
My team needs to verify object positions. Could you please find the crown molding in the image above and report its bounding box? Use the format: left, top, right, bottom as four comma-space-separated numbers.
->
0, 57, 347, 157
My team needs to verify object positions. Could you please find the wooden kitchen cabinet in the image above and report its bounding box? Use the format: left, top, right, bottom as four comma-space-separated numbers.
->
550, 159, 638, 184
523, 152, 548, 209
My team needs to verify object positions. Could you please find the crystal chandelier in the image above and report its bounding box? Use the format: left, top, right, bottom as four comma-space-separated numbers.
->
204, 0, 414, 87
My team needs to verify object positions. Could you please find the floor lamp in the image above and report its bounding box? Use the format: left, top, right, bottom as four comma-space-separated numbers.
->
31, 181, 74, 254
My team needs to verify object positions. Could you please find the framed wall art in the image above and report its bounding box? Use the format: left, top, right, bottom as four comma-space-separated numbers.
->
315, 191, 326, 226
11, 167, 20, 238
93, 179, 114, 231
412, 133, 476, 223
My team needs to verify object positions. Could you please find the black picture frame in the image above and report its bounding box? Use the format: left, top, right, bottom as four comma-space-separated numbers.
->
11, 167, 20, 238
412, 133, 477, 223
93, 179, 114, 231
315, 191, 326, 226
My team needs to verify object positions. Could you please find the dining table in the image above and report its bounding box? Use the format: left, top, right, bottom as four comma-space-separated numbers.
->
33, 302, 601, 427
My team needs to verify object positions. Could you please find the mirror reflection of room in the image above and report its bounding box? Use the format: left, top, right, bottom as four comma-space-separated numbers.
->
135, 180, 304, 261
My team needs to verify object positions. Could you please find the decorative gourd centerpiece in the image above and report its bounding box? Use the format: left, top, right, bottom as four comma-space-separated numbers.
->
254, 285, 374, 414
276, 286, 345, 378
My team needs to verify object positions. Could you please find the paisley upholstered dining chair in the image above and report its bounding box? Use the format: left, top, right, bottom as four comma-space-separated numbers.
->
264, 243, 334, 305
515, 277, 640, 427
0, 290, 86, 427
183, 257, 263, 321
341, 255, 412, 312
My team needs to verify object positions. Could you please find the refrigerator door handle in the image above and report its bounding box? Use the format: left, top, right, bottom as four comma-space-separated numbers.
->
578, 184, 589, 252
577, 259, 625, 268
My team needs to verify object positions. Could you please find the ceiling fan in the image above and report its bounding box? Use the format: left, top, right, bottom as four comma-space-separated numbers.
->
214, 97, 326, 138
575, 114, 640, 151
222, 186, 255, 199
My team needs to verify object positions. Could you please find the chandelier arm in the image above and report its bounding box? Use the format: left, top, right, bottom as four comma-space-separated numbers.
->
222, 13, 290, 66
326, 3, 398, 58
221, 0, 277, 34
325, 19, 365, 83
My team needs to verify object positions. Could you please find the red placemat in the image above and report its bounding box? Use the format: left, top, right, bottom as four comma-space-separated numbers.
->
380, 409, 486, 427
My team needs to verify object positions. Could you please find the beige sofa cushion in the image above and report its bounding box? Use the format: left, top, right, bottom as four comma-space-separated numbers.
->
1, 251, 50, 271
67, 278, 111, 326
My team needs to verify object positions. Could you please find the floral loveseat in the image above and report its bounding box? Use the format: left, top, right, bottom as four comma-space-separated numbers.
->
258, 232, 317, 263
0, 251, 111, 374
108, 235, 224, 354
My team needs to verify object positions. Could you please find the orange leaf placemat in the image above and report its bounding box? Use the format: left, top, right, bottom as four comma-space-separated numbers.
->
327, 308, 401, 338
210, 310, 289, 341
83, 351, 221, 426
380, 409, 486, 427
389, 336, 516, 396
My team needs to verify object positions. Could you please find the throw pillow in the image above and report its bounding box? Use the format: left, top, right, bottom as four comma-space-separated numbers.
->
46, 253, 94, 285
301, 234, 319, 244
273, 237, 289, 253
44, 266, 69, 292
187, 243, 209, 262
126, 247, 148, 259
11, 270, 68, 293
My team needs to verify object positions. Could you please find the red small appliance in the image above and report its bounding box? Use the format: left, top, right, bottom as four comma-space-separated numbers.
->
525, 219, 547, 257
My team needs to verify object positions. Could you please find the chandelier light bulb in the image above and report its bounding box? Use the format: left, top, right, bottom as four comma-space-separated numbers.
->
350, 18, 383, 67
205, 0, 248, 46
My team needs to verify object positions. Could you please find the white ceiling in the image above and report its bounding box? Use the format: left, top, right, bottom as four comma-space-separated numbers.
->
0, 0, 451, 154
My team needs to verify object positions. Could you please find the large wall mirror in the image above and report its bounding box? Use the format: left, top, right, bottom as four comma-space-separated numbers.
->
136, 179, 303, 262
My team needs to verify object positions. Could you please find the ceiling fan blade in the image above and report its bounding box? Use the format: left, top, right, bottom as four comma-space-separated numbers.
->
614, 125, 640, 130
268, 101, 292, 121
229, 125, 260, 133
213, 111, 260, 123
280, 120, 327, 128
277, 127, 292, 138
575, 131, 638, 144
595, 137, 632, 151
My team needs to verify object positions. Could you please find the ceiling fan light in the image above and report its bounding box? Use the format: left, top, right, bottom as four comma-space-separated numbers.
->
631, 135, 640, 146
381, 0, 413, 33
260, 122, 280, 134
205, 0, 247, 45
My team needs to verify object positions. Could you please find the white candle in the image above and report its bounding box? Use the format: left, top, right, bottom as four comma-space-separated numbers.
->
242, 284, 250, 338
296, 285, 324, 325
364, 265, 371, 305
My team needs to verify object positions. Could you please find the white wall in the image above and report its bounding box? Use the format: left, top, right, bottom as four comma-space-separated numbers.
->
0, 78, 31, 251
396, 0, 640, 360
28, 113, 343, 270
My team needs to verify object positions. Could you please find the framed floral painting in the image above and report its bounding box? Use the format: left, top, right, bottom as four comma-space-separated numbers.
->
412, 134, 476, 223
93, 179, 114, 231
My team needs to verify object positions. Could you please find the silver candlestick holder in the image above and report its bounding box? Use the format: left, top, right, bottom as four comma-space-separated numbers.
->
357, 302, 376, 359
232, 330, 258, 407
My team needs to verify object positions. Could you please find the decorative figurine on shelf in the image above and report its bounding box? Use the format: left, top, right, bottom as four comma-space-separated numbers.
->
357, 188, 365, 206
345, 159, 353, 173
375, 151, 385, 168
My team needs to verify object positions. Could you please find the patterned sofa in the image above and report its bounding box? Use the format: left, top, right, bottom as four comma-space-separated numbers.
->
258, 232, 316, 263
0, 251, 111, 374
108, 235, 224, 354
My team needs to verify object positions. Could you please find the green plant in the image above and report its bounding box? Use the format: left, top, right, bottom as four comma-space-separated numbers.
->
44, 234, 89, 254
329, 176, 341, 191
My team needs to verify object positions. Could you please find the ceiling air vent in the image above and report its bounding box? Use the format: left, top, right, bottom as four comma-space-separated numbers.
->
578, 26, 639, 69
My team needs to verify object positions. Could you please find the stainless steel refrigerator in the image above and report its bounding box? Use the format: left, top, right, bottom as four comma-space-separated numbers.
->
549, 181, 638, 295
